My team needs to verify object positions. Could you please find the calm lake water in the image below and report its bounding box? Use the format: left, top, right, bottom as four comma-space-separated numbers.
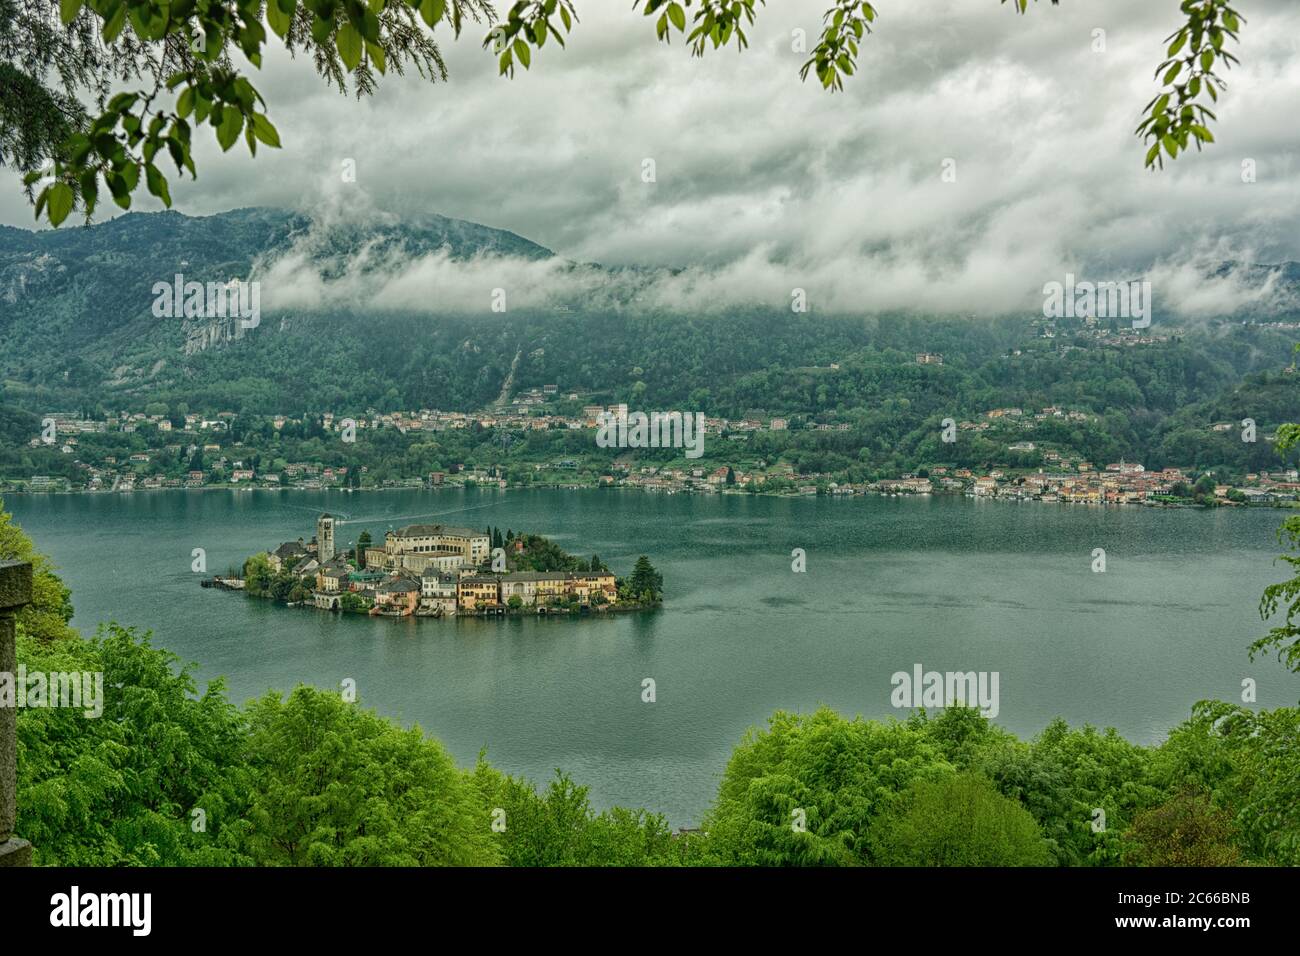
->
7, 488, 1300, 826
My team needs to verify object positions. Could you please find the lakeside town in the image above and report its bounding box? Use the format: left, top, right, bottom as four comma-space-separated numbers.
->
10, 389, 1299, 508
214, 514, 664, 619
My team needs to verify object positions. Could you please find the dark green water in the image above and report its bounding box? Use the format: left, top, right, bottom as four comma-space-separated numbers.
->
7, 488, 1300, 826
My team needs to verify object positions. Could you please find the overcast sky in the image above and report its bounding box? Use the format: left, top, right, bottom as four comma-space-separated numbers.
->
5, 0, 1299, 315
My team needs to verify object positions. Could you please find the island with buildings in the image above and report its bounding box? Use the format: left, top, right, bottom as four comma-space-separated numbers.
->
215, 514, 663, 618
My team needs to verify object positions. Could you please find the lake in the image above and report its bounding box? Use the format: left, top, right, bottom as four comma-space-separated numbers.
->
7, 488, 1300, 827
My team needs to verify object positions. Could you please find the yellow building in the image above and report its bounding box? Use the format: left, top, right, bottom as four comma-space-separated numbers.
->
458, 576, 501, 610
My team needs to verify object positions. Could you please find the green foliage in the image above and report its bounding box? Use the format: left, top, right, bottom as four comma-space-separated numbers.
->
16, 627, 1300, 866
339, 590, 370, 612
642, 0, 761, 57
870, 772, 1053, 866
703, 707, 953, 865
485, 0, 577, 77
241, 552, 272, 595
473, 764, 682, 866
1255, 412, 1300, 670
16, 624, 248, 865
1121, 790, 1242, 866
1137, 0, 1243, 168
975, 717, 1162, 866
799, 1, 874, 92
10, 0, 498, 224
0, 496, 75, 642
626, 555, 663, 603
1256, 515, 1300, 670
238, 686, 498, 865
1155, 701, 1300, 865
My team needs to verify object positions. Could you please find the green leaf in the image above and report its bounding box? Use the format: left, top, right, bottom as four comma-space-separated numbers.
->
667, 2, 685, 31
101, 2, 126, 41
251, 113, 282, 148
47, 183, 75, 226
360, 9, 380, 42
513, 37, 530, 69
59, 0, 83, 24
268, 0, 295, 38
79, 171, 98, 212
366, 40, 387, 74
337, 23, 363, 70
217, 108, 244, 152
311, 16, 333, 44
420, 0, 445, 28
145, 164, 172, 206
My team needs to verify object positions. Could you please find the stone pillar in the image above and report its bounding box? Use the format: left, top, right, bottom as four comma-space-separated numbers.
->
0, 560, 33, 866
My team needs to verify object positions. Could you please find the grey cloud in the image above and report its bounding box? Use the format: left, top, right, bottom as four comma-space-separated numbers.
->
4, 0, 1299, 317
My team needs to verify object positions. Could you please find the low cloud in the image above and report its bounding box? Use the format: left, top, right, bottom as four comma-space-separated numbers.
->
254, 205, 1299, 319
6, 0, 1300, 319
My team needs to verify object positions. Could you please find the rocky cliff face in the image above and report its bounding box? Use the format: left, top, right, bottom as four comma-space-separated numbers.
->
182, 314, 249, 356
0, 253, 64, 305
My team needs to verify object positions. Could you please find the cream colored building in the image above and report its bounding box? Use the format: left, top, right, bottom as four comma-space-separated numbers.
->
366, 523, 489, 572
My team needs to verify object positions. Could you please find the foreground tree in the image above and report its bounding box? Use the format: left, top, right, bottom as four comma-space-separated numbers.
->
0, 498, 75, 642
17, 624, 249, 865
472, 764, 682, 866
869, 772, 1053, 866
703, 707, 952, 865
239, 685, 499, 865
1255, 416, 1300, 670
1121, 790, 1241, 866
2, 0, 1248, 225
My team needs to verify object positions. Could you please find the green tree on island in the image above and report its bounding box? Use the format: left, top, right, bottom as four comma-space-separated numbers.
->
627, 555, 663, 603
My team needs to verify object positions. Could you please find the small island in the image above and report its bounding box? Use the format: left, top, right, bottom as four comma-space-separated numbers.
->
209, 514, 663, 618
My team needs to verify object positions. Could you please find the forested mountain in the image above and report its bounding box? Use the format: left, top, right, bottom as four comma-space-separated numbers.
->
1, 207, 1298, 478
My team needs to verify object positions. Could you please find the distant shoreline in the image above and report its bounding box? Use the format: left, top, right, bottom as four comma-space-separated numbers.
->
5, 482, 1296, 511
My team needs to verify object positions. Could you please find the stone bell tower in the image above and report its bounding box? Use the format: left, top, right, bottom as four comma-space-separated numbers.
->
317, 514, 335, 563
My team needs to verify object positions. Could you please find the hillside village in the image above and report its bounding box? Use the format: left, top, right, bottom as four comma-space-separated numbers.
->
225, 514, 661, 619
14, 396, 1298, 507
